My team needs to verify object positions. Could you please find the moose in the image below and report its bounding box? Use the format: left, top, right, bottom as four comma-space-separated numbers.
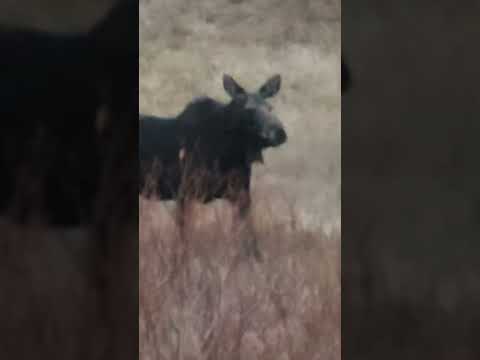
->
139, 74, 287, 260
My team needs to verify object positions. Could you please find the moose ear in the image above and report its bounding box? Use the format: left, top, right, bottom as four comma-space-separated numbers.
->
259, 74, 281, 98
223, 74, 246, 98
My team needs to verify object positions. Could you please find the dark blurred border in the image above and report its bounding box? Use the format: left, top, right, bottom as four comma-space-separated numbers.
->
0, 1, 138, 359
343, 1, 480, 359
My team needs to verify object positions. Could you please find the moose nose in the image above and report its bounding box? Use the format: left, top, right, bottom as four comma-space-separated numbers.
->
271, 127, 287, 146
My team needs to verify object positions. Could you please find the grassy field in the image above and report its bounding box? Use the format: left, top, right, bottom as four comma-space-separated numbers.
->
140, 0, 341, 358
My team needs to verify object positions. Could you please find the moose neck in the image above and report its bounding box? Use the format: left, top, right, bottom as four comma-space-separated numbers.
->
222, 100, 265, 166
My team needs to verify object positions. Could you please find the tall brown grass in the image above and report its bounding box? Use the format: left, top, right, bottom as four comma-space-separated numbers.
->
140, 172, 340, 359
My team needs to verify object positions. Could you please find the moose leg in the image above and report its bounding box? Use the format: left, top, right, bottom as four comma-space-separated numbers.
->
176, 196, 188, 239
236, 190, 262, 262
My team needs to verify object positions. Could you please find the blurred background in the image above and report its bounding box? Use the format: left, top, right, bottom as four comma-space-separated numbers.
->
343, 1, 480, 358
0, 0, 115, 32
0, 1, 137, 359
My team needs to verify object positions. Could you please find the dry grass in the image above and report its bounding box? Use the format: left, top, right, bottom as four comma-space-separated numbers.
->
140, 180, 340, 360
140, 0, 340, 358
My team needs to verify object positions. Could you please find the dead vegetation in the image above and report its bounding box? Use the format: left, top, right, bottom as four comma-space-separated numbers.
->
140, 176, 340, 360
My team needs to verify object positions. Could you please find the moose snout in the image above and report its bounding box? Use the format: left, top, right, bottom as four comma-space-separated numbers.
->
276, 127, 287, 144
265, 126, 287, 146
